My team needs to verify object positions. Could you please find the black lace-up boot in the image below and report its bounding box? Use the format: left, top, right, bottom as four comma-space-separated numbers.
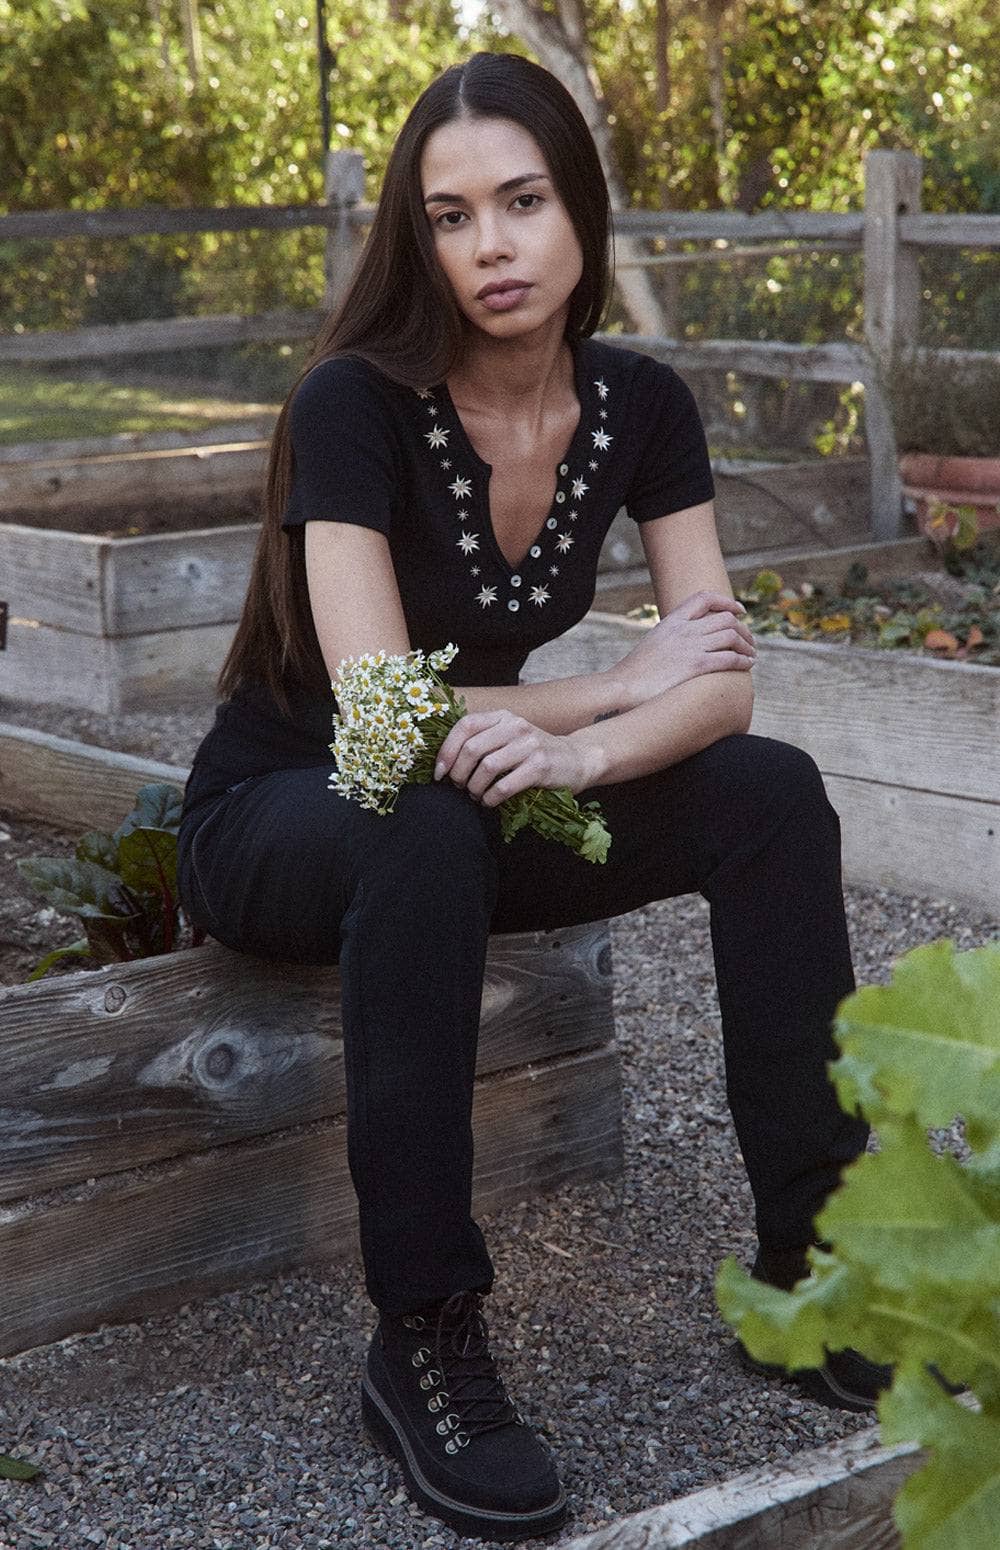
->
361, 1289, 567, 1542
738, 1246, 893, 1413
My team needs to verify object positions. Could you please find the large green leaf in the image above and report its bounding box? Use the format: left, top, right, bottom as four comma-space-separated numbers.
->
112, 783, 183, 843
817, 1119, 1000, 1291
881, 1365, 1000, 1550
75, 830, 117, 870
116, 826, 178, 897
832, 941, 1000, 1148
16, 856, 128, 920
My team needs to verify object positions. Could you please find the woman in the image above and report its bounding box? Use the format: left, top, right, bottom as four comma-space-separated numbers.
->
178, 51, 884, 1544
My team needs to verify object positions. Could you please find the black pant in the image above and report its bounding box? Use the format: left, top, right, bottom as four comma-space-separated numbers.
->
178, 733, 867, 1315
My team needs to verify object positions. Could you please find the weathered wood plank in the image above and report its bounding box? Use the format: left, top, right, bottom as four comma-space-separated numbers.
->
0, 420, 276, 463
0, 204, 340, 240
102, 525, 257, 635
1, 616, 235, 710
0, 309, 324, 364
0, 441, 265, 516
0, 925, 614, 1202
0, 1045, 623, 1357
899, 212, 1000, 249
0, 522, 107, 634
826, 773, 999, 913
0, 721, 189, 829
610, 211, 865, 242
607, 336, 868, 383
560, 1426, 917, 1548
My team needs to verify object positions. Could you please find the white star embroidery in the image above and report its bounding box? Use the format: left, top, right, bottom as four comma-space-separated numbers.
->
427, 404, 437, 414
457, 509, 469, 521
475, 585, 498, 608
457, 530, 480, 556
550, 565, 560, 576
571, 477, 589, 499
594, 378, 609, 400
470, 566, 480, 576
425, 424, 449, 449
592, 429, 612, 451
568, 509, 578, 521
450, 476, 473, 500
416, 387, 433, 399
529, 585, 551, 606
599, 409, 608, 420
555, 532, 574, 554
589, 460, 599, 470
440, 459, 452, 469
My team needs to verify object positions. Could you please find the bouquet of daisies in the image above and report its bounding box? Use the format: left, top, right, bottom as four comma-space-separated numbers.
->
329, 643, 611, 863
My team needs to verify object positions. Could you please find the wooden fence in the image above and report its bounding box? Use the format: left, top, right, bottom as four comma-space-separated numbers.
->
2, 150, 999, 537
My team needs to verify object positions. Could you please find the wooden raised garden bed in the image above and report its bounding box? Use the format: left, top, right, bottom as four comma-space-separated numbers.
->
0, 919, 619, 1359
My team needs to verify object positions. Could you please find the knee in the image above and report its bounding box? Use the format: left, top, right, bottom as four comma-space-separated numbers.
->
360, 779, 498, 887
704, 734, 833, 828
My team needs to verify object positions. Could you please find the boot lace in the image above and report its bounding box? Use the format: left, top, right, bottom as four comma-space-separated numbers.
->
403, 1290, 522, 1449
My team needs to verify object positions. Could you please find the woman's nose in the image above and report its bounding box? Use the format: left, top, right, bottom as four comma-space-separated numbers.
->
474, 213, 514, 263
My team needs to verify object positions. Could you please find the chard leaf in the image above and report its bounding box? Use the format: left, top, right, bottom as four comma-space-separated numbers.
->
113, 783, 183, 842
16, 857, 129, 919
832, 941, 1000, 1147
715, 1255, 859, 1370
817, 1119, 1000, 1293
881, 1365, 1000, 1549
0, 1451, 43, 1480
75, 831, 117, 870
27, 937, 92, 981
117, 826, 178, 896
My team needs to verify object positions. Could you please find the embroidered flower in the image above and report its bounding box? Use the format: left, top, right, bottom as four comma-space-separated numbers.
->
555, 532, 574, 554
571, 477, 589, 499
425, 425, 449, 449
457, 531, 480, 556
592, 429, 612, 451
449, 476, 473, 500
594, 378, 609, 400
475, 585, 498, 608
529, 585, 551, 606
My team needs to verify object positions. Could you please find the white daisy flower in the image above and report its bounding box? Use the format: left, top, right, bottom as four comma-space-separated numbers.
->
475, 585, 498, 608
592, 429, 612, 451
450, 476, 473, 500
457, 530, 480, 556
425, 425, 449, 449
571, 477, 589, 499
555, 532, 574, 554
529, 585, 551, 606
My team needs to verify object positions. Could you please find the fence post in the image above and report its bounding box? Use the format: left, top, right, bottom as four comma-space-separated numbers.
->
323, 149, 366, 313
862, 149, 923, 539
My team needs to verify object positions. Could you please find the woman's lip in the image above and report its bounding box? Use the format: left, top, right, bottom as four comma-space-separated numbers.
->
478, 284, 533, 312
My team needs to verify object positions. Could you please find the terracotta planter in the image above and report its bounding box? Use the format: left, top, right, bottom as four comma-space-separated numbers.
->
899, 451, 1000, 536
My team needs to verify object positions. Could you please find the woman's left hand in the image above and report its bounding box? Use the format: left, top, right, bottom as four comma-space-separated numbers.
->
434, 711, 594, 804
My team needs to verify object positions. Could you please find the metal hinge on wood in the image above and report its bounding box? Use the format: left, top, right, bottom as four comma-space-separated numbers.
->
0, 601, 7, 650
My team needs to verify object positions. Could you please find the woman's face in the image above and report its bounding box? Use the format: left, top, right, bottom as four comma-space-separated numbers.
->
420, 115, 584, 341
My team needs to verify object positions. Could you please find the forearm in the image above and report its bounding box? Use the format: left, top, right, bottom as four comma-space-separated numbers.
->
459, 668, 622, 735
566, 671, 754, 789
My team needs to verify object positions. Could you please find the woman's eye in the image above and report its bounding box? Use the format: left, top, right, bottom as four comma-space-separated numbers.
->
435, 210, 466, 228
513, 193, 541, 210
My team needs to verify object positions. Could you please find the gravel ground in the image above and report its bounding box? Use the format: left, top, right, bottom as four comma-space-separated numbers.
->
1, 704, 997, 1549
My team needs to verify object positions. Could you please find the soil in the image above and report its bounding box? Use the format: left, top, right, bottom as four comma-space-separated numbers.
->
0, 814, 80, 986
1, 493, 261, 539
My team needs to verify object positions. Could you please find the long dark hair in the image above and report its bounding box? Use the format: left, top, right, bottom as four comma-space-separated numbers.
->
219, 51, 613, 705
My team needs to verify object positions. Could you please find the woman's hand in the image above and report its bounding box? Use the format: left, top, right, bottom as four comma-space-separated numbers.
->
610, 589, 755, 710
434, 711, 597, 804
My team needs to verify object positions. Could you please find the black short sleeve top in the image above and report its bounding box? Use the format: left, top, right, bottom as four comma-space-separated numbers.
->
182, 335, 714, 811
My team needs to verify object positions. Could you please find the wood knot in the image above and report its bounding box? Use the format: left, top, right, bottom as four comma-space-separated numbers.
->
204, 1041, 236, 1079
597, 943, 613, 979
103, 984, 127, 1013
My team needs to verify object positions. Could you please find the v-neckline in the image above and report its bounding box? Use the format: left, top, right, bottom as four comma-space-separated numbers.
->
438, 337, 592, 576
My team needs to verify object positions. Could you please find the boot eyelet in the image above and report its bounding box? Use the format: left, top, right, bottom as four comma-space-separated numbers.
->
427, 1391, 449, 1412
411, 1347, 431, 1368
419, 1367, 442, 1390
435, 1412, 460, 1435
445, 1434, 469, 1454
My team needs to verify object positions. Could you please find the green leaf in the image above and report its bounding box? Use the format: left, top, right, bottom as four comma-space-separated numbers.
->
0, 1451, 43, 1481
112, 782, 183, 843
16, 856, 129, 920
881, 1365, 1000, 1549
27, 937, 91, 981
75, 830, 117, 869
817, 1119, 1000, 1294
831, 941, 1000, 1148
715, 1254, 847, 1370
116, 826, 178, 896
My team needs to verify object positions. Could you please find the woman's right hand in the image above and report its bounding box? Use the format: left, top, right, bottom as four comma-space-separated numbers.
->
609, 589, 756, 709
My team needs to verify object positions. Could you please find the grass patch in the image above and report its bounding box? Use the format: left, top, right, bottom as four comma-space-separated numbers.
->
0, 369, 279, 446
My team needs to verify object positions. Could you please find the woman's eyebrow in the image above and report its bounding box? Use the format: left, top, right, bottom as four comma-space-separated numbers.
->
423, 173, 550, 205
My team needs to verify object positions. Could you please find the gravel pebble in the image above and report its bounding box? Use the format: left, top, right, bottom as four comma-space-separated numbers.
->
1, 705, 997, 1548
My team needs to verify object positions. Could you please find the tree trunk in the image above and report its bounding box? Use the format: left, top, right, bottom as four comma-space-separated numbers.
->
492, 0, 670, 337
653, 0, 680, 334
703, 0, 732, 205
179, 0, 203, 83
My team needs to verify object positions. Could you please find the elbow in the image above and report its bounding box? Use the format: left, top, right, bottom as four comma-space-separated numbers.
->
727, 674, 755, 736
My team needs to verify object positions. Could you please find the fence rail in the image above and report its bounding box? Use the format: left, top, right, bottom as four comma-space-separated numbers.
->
2, 150, 998, 538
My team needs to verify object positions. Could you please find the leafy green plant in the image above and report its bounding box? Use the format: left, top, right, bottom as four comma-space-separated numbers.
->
880, 349, 1000, 458
718, 939, 1000, 1548
16, 783, 202, 979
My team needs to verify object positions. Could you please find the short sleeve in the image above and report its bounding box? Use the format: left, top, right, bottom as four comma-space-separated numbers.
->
624, 362, 715, 523
281, 356, 400, 533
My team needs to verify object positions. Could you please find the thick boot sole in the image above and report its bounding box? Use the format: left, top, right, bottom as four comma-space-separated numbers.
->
361, 1378, 568, 1543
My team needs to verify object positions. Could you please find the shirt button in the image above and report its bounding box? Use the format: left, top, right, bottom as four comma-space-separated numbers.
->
508, 598, 520, 612
546, 517, 557, 529
555, 491, 566, 504
510, 574, 522, 587
529, 545, 541, 558
559, 463, 569, 475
